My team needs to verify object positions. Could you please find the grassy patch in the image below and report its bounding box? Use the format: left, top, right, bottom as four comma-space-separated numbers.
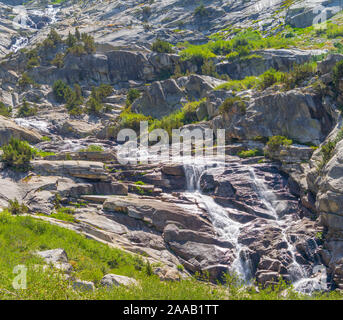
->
237, 149, 263, 158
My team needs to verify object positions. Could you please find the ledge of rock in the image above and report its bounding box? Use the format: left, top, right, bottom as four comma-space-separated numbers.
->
31, 160, 108, 181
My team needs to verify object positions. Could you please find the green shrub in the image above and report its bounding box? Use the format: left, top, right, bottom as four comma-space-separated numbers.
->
18, 73, 35, 89
266, 136, 293, 152
118, 109, 152, 132
66, 31, 77, 48
67, 44, 86, 56
7, 198, 28, 215
81, 33, 96, 54
52, 80, 72, 103
259, 69, 279, 90
180, 43, 216, 66
219, 96, 246, 115
126, 88, 141, 107
86, 97, 103, 115
51, 53, 64, 68
27, 56, 40, 69
194, 4, 209, 17
86, 84, 113, 115
152, 39, 174, 53
281, 62, 317, 90
91, 84, 113, 102
42, 28, 62, 49
0, 102, 12, 117
215, 76, 259, 92
65, 84, 84, 115
16, 99, 37, 118
150, 99, 205, 137
201, 59, 219, 77
1, 138, 35, 171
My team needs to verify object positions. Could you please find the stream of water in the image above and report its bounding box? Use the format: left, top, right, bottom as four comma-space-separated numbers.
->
182, 162, 327, 294
10, 5, 60, 52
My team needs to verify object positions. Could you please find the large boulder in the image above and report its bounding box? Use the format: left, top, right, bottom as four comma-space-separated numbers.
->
131, 75, 224, 119
213, 89, 333, 145
35, 249, 73, 273
100, 274, 138, 288
0, 115, 42, 146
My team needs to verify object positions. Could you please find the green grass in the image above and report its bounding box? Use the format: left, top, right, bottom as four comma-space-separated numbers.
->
215, 69, 285, 92
179, 29, 295, 65
1, 211, 343, 300
0, 212, 228, 300
237, 149, 263, 158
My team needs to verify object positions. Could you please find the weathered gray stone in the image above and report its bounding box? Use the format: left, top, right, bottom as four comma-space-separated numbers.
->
100, 274, 138, 288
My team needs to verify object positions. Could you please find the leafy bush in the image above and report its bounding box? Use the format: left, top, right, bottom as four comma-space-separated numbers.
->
179, 29, 294, 65
67, 44, 86, 56
86, 97, 103, 115
201, 59, 219, 77
52, 80, 72, 103
51, 53, 64, 68
27, 56, 40, 69
118, 109, 152, 132
126, 88, 141, 107
16, 99, 37, 118
65, 84, 84, 116
180, 43, 216, 66
18, 73, 36, 89
42, 28, 62, 49
219, 96, 246, 115
0, 102, 12, 117
91, 84, 113, 102
7, 198, 28, 215
266, 136, 293, 152
194, 4, 209, 17
81, 33, 96, 54
259, 69, 279, 90
152, 39, 174, 53
281, 62, 317, 90
86, 84, 113, 115
215, 76, 259, 92
150, 99, 205, 137
1, 138, 35, 171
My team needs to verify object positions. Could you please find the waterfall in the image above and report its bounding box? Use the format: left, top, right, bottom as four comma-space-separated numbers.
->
183, 164, 253, 282
183, 163, 327, 293
10, 5, 60, 53
248, 166, 327, 293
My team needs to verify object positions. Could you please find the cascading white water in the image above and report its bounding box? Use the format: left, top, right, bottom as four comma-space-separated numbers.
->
248, 167, 306, 279
10, 5, 60, 53
248, 166, 327, 293
183, 164, 252, 282
183, 162, 326, 293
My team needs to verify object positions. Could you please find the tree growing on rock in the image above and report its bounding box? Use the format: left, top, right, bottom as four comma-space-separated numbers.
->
1, 138, 35, 172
